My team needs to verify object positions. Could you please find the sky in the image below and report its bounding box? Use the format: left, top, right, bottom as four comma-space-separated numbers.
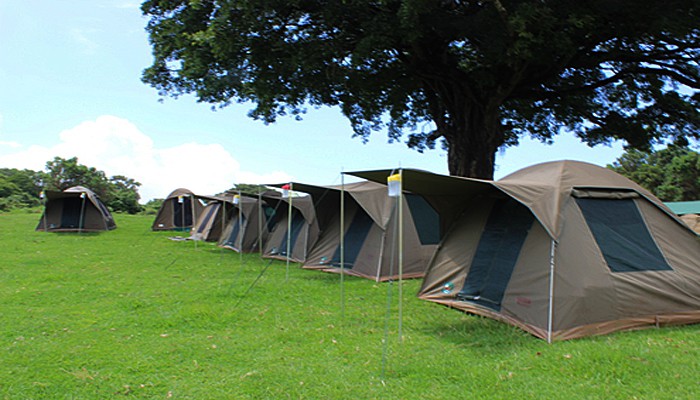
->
0, 1, 626, 202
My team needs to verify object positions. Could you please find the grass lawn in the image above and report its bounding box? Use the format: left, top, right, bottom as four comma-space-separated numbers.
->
1, 211, 698, 399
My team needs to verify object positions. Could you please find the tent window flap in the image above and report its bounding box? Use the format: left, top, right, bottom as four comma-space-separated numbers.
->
575, 198, 672, 273
405, 193, 441, 245
457, 198, 534, 310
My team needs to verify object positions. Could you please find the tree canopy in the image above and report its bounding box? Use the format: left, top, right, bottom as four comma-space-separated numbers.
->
608, 145, 700, 202
43, 157, 144, 214
141, 0, 699, 179
0, 157, 144, 214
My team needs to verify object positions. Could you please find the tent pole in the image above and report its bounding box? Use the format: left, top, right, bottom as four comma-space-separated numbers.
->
340, 173, 345, 319
258, 190, 263, 256
286, 183, 293, 282
547, 239, 556, 344
238, 191, 243, 263
40, 189, 48, 231
78, 192, 86, 235
398, 168, 404, 341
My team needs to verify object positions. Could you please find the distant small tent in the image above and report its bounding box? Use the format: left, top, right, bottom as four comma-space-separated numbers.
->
261, 189, 320, 263
665, 201, 700, 234
36, 186, 116, 232
152, 188, 204, 231
190, 195, 236, 242
290, 180, 441, 282
218, 195, 269, 253
354, 162, 700, 341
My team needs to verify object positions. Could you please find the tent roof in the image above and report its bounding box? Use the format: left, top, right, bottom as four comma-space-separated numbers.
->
665, 200, 700, 215
275, 181, 393, 228
347, 161, 689, 240
165, 188, 195, 199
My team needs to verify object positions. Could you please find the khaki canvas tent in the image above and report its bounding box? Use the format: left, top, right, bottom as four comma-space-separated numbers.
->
289, 180, 441, 282
665, 201, 700, 234
351, 162, 700, 341
217, 195, 270, 253
260, 190, 320, 263
190, 194, 236, 242
152, 188, 204, 231
36, 186, 116, 232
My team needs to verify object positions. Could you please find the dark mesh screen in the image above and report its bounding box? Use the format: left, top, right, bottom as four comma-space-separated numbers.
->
576, 198, 672, 273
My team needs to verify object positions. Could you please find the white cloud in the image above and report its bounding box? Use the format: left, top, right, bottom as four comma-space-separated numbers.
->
0, 115, 292, 202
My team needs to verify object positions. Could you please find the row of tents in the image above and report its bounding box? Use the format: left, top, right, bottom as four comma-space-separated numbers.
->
152, 180, 439, 281
37, 161, 700, 341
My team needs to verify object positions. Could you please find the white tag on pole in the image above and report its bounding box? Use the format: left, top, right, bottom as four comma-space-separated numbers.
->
387, 174, 401, 197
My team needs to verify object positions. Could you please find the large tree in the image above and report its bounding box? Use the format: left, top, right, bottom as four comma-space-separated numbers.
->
141, 0, 699, 179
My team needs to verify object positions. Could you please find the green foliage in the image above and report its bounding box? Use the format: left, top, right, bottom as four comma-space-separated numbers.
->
42, 157, 143, 214
0, 212, 698, 398
0, 168, 43, 211
608, 145, 700, 201
141, 0, 700, 177
140, 198, 164, 215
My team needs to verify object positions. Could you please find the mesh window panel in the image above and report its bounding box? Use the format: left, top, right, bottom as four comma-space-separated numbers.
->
576, 198, 672, 273
405, 193, 441, 245
457, 198, 534, 311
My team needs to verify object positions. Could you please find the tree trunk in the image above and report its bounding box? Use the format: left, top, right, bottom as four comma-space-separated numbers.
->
442, 105, 503, 180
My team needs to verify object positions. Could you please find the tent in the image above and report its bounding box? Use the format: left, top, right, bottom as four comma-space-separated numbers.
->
260, 190, 320, 263
352, 162, 700, 341
289, 180, 441, 282
36, 186, 116, 232
665, 201, 700, 234
217, 195, 270, 253
189, 194, 236, 242
151, 188, 204, 231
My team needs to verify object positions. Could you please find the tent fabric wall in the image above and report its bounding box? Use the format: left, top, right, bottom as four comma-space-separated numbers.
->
351, 162, 700, 341
36, 186, 116, 232
217, 195, 269, 253
151, 188, 204, 231
190, 195, 236, 242
289, 180, 439, 282
261, 192, 320, 263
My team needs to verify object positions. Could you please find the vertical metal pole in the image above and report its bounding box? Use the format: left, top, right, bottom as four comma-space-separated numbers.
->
258, 191, 263, 255
238, 191, 243, 263
78, 193, 86, 235
547, 239, 556, 344
286, 183, 293, 281
398, 169, 404, 341
340, 173, 345, 319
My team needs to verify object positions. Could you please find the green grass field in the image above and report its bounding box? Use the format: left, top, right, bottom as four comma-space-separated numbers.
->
1, 211, 698, 399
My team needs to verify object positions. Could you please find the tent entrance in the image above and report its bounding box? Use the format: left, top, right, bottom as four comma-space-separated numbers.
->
61, 198, 84, 229
457, 198, 534, 310
173, 198, 193, 228
330, 209, 374, 269
275, 211, 306, 256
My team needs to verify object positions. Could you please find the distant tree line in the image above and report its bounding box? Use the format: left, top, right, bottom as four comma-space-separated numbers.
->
0, 157, 143, 213
608, 145, 700, 202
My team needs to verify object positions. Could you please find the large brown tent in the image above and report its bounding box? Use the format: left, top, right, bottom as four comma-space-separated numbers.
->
260, 189, 320, 263
217, 195, 270, 253
352, 162, 700, 341
36, 186, 116, 232
289, 180, 440, 282
151, 188, 204, 231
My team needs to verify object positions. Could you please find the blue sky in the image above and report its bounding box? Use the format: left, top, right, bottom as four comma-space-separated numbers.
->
0, 1, 625, 201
